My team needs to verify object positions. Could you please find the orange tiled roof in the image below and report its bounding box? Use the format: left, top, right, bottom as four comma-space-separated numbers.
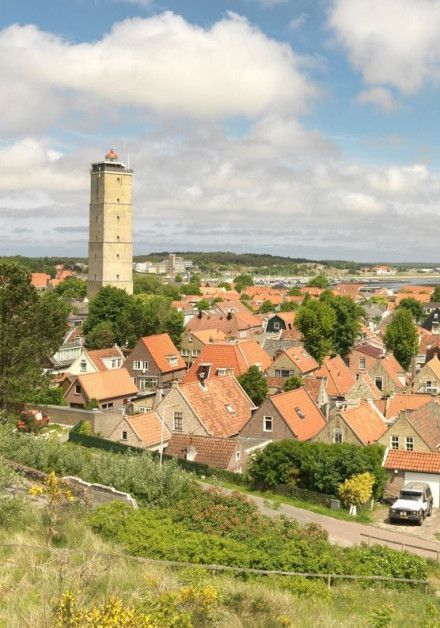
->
395, 292, 432, 305
86, 346, 124, 371
180, 375, 253, 437
332, 283, 362, 299
379, 393, 432, 419
270, 387, 326, 441
404, 400, 440, 451
166, 434, 238, 468
384, 449, 440, 474
183, 340, 271, 384
190, 328, 227, 345
423, 355, 440, 381
74, 368, 138, 401
141, 333, 186, 373
280, 346, 319, 374
126, 411, 171, 447
378, 354, 406, 388
315, 355, 356, 396
340, 402, 387, 444
30, 272, 51, 288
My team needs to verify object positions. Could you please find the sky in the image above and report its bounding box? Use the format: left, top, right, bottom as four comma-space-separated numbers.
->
1, 0, 440, 262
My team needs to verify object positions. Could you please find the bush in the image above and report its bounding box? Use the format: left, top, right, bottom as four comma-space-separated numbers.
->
248, 440, 386, 499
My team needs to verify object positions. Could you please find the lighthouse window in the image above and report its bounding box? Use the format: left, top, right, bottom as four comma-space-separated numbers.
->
116, 274, 120, 280
116, 235, 120, 241
117, 215, 120, 222
116, 254, 119, 260
117, 198, 120, 202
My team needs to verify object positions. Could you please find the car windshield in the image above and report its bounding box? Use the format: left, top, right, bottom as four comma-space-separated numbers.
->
400, 492, 422, 501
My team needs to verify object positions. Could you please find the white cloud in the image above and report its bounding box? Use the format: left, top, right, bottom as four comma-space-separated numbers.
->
258, 0, 288, 8
0, 12, 317, 135
328, 0, 440, 94
289, 14, 308, 31
357, 87, 399, 112
113, 0, 152, 7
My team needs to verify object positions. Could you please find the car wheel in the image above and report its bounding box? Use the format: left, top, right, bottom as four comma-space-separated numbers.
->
428, 505, 433, 517
417, 513, 424, 526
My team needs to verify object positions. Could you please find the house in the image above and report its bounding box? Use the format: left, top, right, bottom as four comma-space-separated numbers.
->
378, 400, 440, 453
186, 311, 258, 340
412, 356, 440, 394
240, 387, 326, 442
313, 401, 387, 446
165, 433, 246, 472
108, 411, 170, 450
421, 308, 440, 334
182, 339, 272, 384
50, 327, 83, 370
67, 345, 125, 375
375, 393, 433, 421
368, 354, 406, 394
266, 346, 319, 380
332, 283, 363, 301
265, 312, 296, 335
64, 368, 138, 410
156, 375, 254, 438
383, 449, 440, 506
126, 333, 186, 391
179, 328, 227, 366
372, 265, 395, 275
303, 377, 330, 418
314, 355, 356, 403
344, 372, 382, 405
346, 344, 383, 375
30, 272, 51, 290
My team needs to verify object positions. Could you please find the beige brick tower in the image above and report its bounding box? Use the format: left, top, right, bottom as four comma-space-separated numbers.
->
87, 148, 133, 299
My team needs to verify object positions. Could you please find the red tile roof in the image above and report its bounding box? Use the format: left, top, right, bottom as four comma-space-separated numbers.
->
73, 368, 138, 401
166, 434, 238, 468
141, 333, 186, 373
126, 411, 170, 447
379, 354, 406, 388
180, 375, 253, 437
355, 344, 384, 358
379, 393, 433, 419
340, 402, 387, 444
384, 449, 440, 474
279, 346, 319, 374
315, 355, 356, 396
270, 387, 326, 441
404, 400, 440, 451
30, 272, 51, 288
86, 346, 124, 371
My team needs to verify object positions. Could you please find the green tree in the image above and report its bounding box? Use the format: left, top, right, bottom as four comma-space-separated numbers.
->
234, 273, 254, 293
83, 286, 131, 343
307, 275, 330, 289
85, 321, 115, 349
53, 277, 86, 300
295, 300, 336, 363
180, 283, 202, 296
0, 262, 68, 409
259, 300, 275, 314
237, 366, 268, 406
384, 308, 418, 371
320, 293, 363, 357
117, 295, 184, 348
196, 299, 211, 312
432, 286, 440, 302
283, 375, 303, 392
397, 297, 423, 321
287, 286, 301, 297
218, 282, 231, 290
279, 300, 298, 312
133, 274, 163, 295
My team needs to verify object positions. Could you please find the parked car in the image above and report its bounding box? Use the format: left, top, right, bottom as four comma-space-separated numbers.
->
389, 482, 433, 526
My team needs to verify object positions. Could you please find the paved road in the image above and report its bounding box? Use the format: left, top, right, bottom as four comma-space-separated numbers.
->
215, 486, 440, 560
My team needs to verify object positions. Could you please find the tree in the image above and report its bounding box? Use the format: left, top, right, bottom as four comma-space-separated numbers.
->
307, 275, 330, 289
196, 299, 211, 312
53, 277, 86, 300
237, 366, 268, 406
287, 286, 301, 297
0, 262, 68, 410
218, 282, 231, 290
259, 300, 275, 314
338, 472, 374, 515
432, 286, 440, 302
384, 308, 418, 371
279, 300, 298, 312
117, 295, 185, 348
85, 321, 115, 349
320, 293, 363, 357
397, 297, 423, 322
234, 273, 254, 293
283, 375, 303, 392
180, 283, 202, 296
295, 300, 336, 363
83, 286, 131, 343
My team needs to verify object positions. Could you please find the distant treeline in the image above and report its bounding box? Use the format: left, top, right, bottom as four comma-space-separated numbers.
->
0, 256, 86, 278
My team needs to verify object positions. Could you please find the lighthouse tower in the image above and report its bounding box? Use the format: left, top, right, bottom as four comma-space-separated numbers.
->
87, 149, 133, 299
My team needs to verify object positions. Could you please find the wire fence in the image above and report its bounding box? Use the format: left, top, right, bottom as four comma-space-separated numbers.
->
0, 543, 429, 590
360, 532, 440, 561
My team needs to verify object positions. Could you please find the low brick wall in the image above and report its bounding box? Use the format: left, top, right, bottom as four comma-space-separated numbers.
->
32, 404, 101, 428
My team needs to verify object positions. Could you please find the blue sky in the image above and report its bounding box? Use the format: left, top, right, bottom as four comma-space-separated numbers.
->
1, 0, 440, 261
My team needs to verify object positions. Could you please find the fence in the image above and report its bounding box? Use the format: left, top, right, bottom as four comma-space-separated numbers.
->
0, 543, 429, 590
360, 533, 440, 561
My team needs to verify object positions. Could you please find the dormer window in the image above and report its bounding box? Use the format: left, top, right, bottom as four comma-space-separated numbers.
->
168, 355, 178, 367
294, 407, 305, 420
225, 404, 235, 414
217, 368, 227, 376
80, 360, 87, 372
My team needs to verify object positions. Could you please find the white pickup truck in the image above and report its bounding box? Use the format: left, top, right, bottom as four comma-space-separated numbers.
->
389, 481, 433, 526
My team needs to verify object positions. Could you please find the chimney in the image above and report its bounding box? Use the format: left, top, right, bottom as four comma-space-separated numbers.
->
226, 310, 233, 320
197, 311, 203, 319
197, 363, 211, 387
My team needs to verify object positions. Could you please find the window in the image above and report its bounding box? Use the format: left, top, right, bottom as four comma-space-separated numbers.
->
275, 369, 294, 378
117, 198, 120, 202
116, 274, 120, 280
101, 402, 114, 409
263, 416, 273, 432
121, 431, 128, 441
168, 355, 178, 367
375, 376, 383, 391
133, 360, 148, 371
138, 377, 157, 390
225, 404, 235, 414
116, 235, 120, 241
236, 451, 241, 461
116, 254, 119, 260
181, 349, 190, 357
173, 412, 183, 432
217, 368, 227, 376
405, 436, 414, 451
391, 435, 399, 450
117, 215, 120, 221
273, 321, 280, 330
333, 428, 343, 444
359, 358, 366, 370
75, 384, 81, 395
80, 360, 87, 372
191, 350, 199, 357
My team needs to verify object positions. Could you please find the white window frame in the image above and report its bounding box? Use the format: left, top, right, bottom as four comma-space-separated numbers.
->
168, 356, 178, 367
133, 360, 148, 371
405, 436, 414, 451
173, 412, 183, 432
80, 360, 87, 372
263, 416, 273, 432
121, 430, 128, 441
333, 428, 343, 444
359, 358, 366, 370
390, 435, 399, 450
75, 384, 81, 395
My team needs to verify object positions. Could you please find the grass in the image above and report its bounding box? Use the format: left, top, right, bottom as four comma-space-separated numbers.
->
0, 504, 439, 627
206, 478, 374, 524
